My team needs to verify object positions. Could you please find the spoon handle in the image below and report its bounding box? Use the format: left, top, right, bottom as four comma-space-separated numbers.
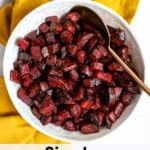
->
108, 47, 150, 96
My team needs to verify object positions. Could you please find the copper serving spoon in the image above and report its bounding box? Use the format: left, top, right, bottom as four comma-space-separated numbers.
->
71, 6, 150, 96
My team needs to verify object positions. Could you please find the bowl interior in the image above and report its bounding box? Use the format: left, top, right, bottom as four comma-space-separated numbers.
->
3, 0, 144, 141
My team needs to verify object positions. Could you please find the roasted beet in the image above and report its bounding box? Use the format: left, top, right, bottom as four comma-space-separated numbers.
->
11, 11, 139, 134
80, 123, 99, 134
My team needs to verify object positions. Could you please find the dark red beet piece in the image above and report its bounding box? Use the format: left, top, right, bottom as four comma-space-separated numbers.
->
25, 30, 37, 41
17, 38, 29, 51
90, 48, 102, 60
77, 50, 86, 63
29, 83, 40, 98
40, 116, 52, 125
66, 12, 81, 22
73, 86, 84, 101
23, 76, 33, 88
108, 62, 124, 72
17, 88, 32, 106
67, 44, 78, 56
60, 30, 73, 44
31, 106, 41, 119
64, 120, 76, 131
48, 43, 60, 54
45, 16, 58, 23
95, 71, 112, 83
40, 81, 49, 91
39, 23, 49, 33
88, 36, 98, 51
21, 64, 30, 77
77, 33, 94, 49
68, 104, 82, 118
30, 46, 42, 61
45, 32, 56, 44
80, 123, 99, 134
63, 19, 76, 34
69, 70, 79, 81
40, 96, 56, 116
121, 92, 133, 105
30, 67, 41, 80
114, 102, 124, 118
10, 70, 21, 84
91, 62, 103, 71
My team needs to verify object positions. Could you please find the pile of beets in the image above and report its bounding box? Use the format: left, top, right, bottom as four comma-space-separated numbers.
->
10, 11, 140, 134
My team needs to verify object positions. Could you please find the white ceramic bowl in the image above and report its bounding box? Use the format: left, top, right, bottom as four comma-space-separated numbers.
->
3, 0, 144, 142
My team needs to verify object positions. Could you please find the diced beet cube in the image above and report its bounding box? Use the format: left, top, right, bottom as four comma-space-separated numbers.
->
17, 38, 29, 51
114, 102, 124, 118
23, 76, 33, 88
40, 116, 52, 125
17, 88, 32, 106
18, 52, 31, 62
95, 71, 112, 83
49, 22, 63, 34
48, 77, 71, 91
98, 45, 108, 56
32, 38, 44, 46
21, 64, 30, 76
64, 120, 76, 131
88, 36, 98, 51
45, 32, 56, 44
111, 35, 124, 47
69, 70, 79, 81
63, 61, 77, 72
90, 48, 102, 60
91, 94, 102, 110
77, 50, 86, 63
10, 70, 21, 84
29, 83, 40, 98
91, 62, 103, 71
39, 23, 49, 33
81, 65, 93, 77
105, 115, 113, 129
80, 99, 93, 110
96, 112, 104, 126
53, 109, 71, 124
80, 123, 99, 134
48, 43, 60, 54
68, 104, 82, 118
41, 46, 49, 58
48, 69, 63, 77
82, 22, 94, 31
31, 106, 41, 119
25, 30, 37, 40
60, 30, 73, 44
30, 46, 42, 61
46, 55, 57, 66
108, 88, 117, 107
83, 78, 96, 88
86, 88, 95, 96
120, 46, 128, 61
33, 99, 41, 109
77, 33, 94, 49
40, 81, 49, 91
67, 44, 78, 56
107, 111, 116, 123
63, 19, 76, 34
108, 62, 124, 72
40, 96, 56, 116
45, 16, 58, 23
73, 86, 84, 101
66, 11, 81, 22
121, 92, 133, 105
30, 67, 41, 80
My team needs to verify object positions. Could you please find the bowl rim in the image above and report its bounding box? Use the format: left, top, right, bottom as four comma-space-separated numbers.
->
3, 0, 144, 142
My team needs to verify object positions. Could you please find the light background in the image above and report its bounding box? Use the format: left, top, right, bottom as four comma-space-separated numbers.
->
0, 0, 150, 144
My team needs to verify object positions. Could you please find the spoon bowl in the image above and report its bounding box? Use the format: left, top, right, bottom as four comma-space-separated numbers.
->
71, 5, 150, 96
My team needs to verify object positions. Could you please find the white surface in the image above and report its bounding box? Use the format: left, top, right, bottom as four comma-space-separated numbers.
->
0, 0, 150, 144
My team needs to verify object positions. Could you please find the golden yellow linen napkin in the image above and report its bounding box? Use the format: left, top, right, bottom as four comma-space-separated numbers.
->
0, 0, 139, 143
